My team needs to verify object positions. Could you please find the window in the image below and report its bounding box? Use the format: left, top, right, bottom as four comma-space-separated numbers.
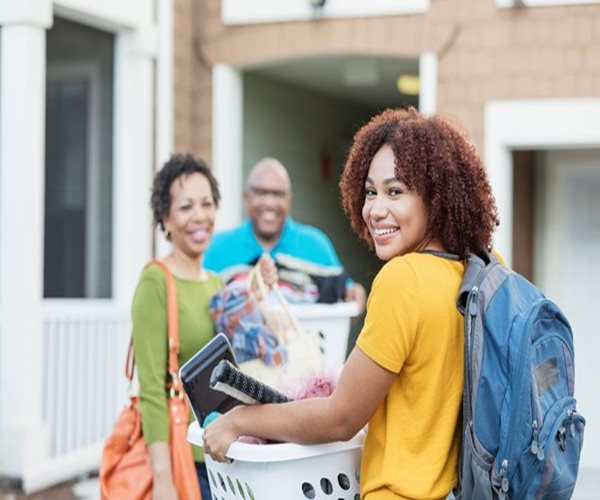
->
44, 18, 114, 298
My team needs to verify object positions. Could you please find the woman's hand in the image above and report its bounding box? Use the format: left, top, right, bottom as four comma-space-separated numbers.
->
258, 253, 278, 287
203, 408, 241, 463
346, 282, 367, 315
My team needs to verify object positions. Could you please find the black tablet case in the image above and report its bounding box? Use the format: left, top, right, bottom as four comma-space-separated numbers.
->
179, 333, 241, 425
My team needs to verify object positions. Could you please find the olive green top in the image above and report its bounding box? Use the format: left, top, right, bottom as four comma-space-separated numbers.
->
132, 263, 223, 462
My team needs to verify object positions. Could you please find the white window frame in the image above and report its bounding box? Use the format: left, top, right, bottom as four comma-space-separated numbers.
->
53, 0, 150, 31
222, 0, 429, 25
496, 0, 600, 8
49, 1, 165, 304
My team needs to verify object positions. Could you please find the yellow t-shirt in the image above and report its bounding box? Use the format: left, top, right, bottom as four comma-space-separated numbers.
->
356, 252, 465, 500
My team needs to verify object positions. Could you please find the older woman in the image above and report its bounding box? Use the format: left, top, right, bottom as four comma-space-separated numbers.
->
132, 154, 223, 499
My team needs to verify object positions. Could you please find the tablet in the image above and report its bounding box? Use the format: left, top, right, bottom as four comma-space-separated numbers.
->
179, 332, 241, 425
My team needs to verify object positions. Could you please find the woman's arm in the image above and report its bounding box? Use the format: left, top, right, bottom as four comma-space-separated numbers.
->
132, 269, 177, 492
203, 346, 396, 462
148, 442, 178, 500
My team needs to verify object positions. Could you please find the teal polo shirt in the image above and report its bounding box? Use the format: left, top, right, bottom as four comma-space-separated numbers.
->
204, 218, 343, 273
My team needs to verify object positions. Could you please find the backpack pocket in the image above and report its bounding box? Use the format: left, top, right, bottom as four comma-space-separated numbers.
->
460, 424, 494, 500
516, 399, 585, 500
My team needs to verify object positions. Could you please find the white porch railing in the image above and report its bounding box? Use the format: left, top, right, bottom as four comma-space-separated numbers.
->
31, 301, 131, 491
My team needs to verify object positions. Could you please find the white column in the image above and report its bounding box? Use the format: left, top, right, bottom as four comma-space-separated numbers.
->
112, 27, 157, 304
419, 51, 438, 116
156, 0, 174, 169
212, 64, 244, 230
484, 139, 513, 265
0, 0, 52, 477
155, 0, 174, 259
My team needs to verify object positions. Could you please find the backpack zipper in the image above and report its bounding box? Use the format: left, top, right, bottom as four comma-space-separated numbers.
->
515, 403, 584, 500
529, 419, 544, 460
497, 459, 510, 500
496, 298, 546, 482
500, 312, 574, 484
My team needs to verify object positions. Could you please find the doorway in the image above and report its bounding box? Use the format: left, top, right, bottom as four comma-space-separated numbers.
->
512, 147, 600, 472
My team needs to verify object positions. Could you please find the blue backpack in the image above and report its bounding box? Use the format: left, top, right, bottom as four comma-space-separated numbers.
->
455, 252, 585, 500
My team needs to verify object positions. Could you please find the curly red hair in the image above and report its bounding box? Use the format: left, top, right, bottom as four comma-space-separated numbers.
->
339, 107, 498, 256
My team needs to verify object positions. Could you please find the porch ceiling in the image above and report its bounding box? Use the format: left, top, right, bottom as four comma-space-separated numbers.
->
246, 55, 419, 110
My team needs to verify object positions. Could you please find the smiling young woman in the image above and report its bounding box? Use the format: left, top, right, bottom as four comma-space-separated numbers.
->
202, 108, 499, 500
361, 144, 443, 260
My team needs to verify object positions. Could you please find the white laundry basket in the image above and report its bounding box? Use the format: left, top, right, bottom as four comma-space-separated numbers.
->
188, 421, 364, 500
290, 302, 359, 367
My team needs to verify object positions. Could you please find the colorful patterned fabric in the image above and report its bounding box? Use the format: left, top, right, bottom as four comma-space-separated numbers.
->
209, 284, 287, 366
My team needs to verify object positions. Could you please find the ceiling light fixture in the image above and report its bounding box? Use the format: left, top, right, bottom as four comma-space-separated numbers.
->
396, 74, 420, 96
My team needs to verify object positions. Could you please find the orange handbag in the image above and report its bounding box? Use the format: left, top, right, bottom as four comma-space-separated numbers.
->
100, 260, 202, 500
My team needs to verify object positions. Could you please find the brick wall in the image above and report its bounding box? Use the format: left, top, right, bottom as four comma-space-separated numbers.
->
173, 0, 213, 160
173, 0, 600, 156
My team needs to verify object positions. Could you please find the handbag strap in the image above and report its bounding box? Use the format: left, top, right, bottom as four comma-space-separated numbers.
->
125, 260, 182, 392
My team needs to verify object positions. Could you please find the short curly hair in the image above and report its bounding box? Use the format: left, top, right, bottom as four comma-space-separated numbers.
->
151, 153, 220, 235
339, 107, 498, 256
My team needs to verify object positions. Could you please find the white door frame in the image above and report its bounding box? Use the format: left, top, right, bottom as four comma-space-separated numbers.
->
212, 64, 244, 230
484, 98, 600, 266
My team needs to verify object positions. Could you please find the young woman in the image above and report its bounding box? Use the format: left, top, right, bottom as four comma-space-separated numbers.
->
203, 107, 498, 499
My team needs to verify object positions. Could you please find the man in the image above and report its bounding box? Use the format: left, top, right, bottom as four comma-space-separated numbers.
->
204, 157, 366, 312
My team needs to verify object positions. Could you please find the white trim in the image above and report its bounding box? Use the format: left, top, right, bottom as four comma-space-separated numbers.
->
418, 52, 437, 116
212, 65, 244, 230
222, 0, 429, 25
41, 298, 126, 316
484, 98, 600, 264
0, 0, 52, 28
497, 0, 600, 7
53, 0, 152, 31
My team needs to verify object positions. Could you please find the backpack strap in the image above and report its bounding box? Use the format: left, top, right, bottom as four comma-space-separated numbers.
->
457, 251, 499, 315
418, 249, 461, 260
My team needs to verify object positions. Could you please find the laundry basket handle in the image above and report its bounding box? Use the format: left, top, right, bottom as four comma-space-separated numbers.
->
248, 262, 303, 337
